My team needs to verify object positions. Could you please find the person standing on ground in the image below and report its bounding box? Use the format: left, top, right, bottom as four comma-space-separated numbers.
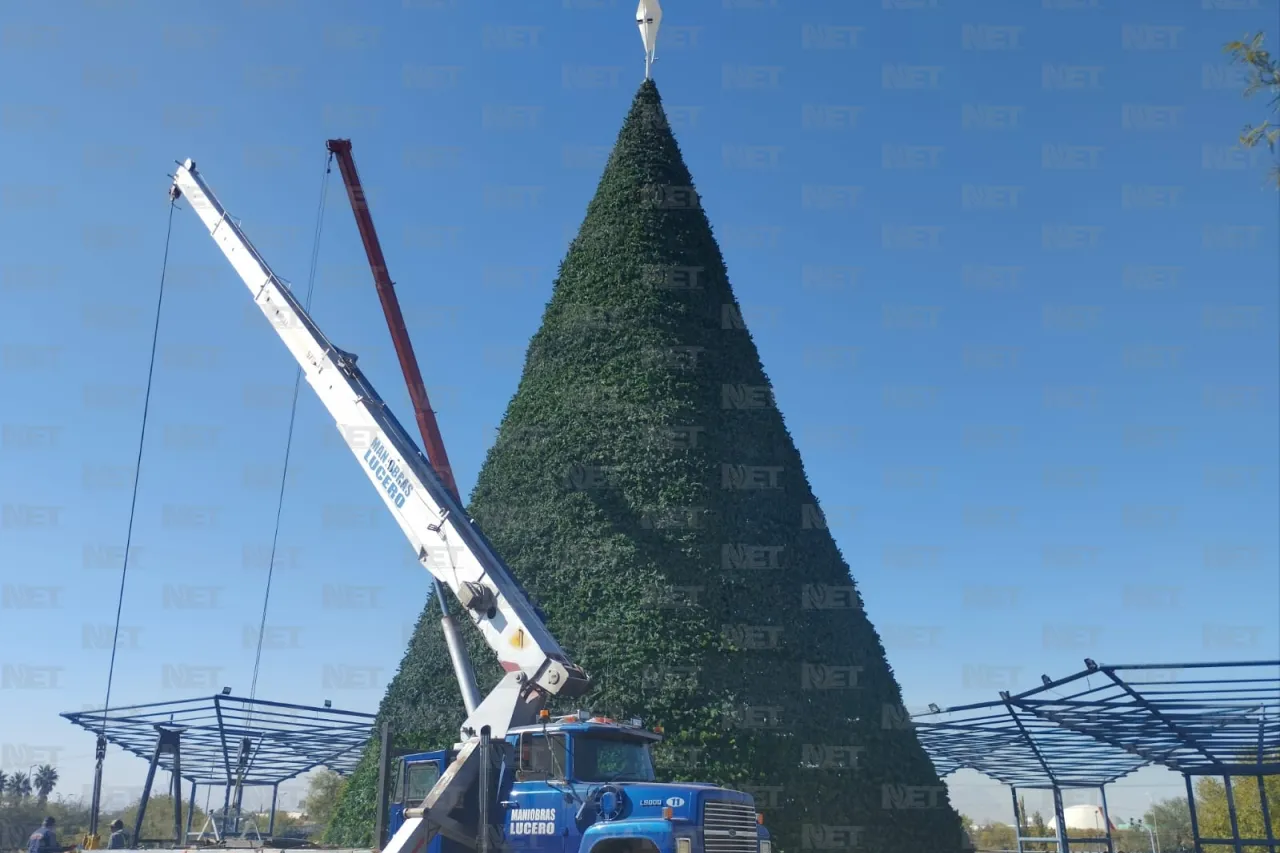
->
28, 816, 71, 853
108, 820, 128, 849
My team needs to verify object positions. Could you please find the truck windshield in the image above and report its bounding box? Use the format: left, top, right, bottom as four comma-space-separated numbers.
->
572, 734, 657, 783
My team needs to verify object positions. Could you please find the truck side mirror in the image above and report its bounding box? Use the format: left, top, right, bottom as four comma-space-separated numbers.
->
516, 733, 530, 774
515, 732, 540, 781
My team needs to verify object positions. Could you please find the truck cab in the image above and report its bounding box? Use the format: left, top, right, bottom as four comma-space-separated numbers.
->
386, 715, 771, 853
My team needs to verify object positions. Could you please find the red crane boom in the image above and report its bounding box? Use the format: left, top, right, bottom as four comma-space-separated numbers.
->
325, 138, 460, 499
325, 138, 481, 714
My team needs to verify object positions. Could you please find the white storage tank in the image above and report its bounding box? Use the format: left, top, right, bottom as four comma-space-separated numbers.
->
1046, 804, 1118, 833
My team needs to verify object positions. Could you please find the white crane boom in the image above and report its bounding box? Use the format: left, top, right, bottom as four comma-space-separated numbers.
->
169, 160, 590, 749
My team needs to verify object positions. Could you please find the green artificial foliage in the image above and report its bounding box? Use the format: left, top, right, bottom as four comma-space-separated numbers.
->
327, 79, 965, 853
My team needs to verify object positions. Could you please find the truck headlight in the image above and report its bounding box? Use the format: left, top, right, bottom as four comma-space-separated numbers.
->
760, 841, 771, 853
676, 838, 692, 853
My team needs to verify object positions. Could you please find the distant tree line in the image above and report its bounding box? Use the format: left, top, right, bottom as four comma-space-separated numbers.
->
960, 773, 1279, 853
0, 765, 59, 806
0, 767, 342, 851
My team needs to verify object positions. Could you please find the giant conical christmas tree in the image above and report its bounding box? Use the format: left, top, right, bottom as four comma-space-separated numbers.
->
327, 80, 964, 853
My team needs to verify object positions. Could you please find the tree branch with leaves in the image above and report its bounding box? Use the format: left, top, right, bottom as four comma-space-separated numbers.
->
1225, 31, 1280, 186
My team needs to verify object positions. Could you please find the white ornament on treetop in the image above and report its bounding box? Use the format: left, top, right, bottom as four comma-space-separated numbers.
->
636, 0, 662, 80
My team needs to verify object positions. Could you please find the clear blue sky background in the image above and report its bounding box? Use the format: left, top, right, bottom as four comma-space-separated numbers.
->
2, 0, 1277, 825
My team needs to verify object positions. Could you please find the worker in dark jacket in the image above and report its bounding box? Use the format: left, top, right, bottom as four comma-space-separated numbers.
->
28, 817, 67, 853
108, 820, 128, 849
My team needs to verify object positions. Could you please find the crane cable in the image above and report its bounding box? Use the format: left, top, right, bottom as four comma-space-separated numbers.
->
246, 150, 334, 708
84, 196, 176, 841
99, 198, 176, 730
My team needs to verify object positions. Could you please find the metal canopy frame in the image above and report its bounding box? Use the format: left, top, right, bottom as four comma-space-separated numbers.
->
63, 694, 375, 843
1010, 660, 1280, 777
913, 696, 1145, 853
64, 694, 375, 785
913, 660, 1280, 853
912, 700, 1150, 790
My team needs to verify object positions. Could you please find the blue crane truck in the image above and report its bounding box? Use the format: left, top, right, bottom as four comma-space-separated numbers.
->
387, 715, 770, 853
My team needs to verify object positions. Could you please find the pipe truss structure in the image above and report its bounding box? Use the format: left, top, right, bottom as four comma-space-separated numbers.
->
913, 659, 1280, 853
63, 694, 375, 845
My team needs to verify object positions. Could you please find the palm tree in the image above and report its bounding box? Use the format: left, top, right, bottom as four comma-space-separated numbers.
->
7, 770, 33, 802
34, 764, 58, 804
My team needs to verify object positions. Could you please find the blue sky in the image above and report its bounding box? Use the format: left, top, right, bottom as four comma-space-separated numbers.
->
1, 0, 1277, 824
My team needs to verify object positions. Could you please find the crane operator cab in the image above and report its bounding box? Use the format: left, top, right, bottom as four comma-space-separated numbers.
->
386, 714, 771, 853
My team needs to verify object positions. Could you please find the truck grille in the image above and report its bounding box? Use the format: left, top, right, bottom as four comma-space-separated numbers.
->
702, 801, 757, 853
